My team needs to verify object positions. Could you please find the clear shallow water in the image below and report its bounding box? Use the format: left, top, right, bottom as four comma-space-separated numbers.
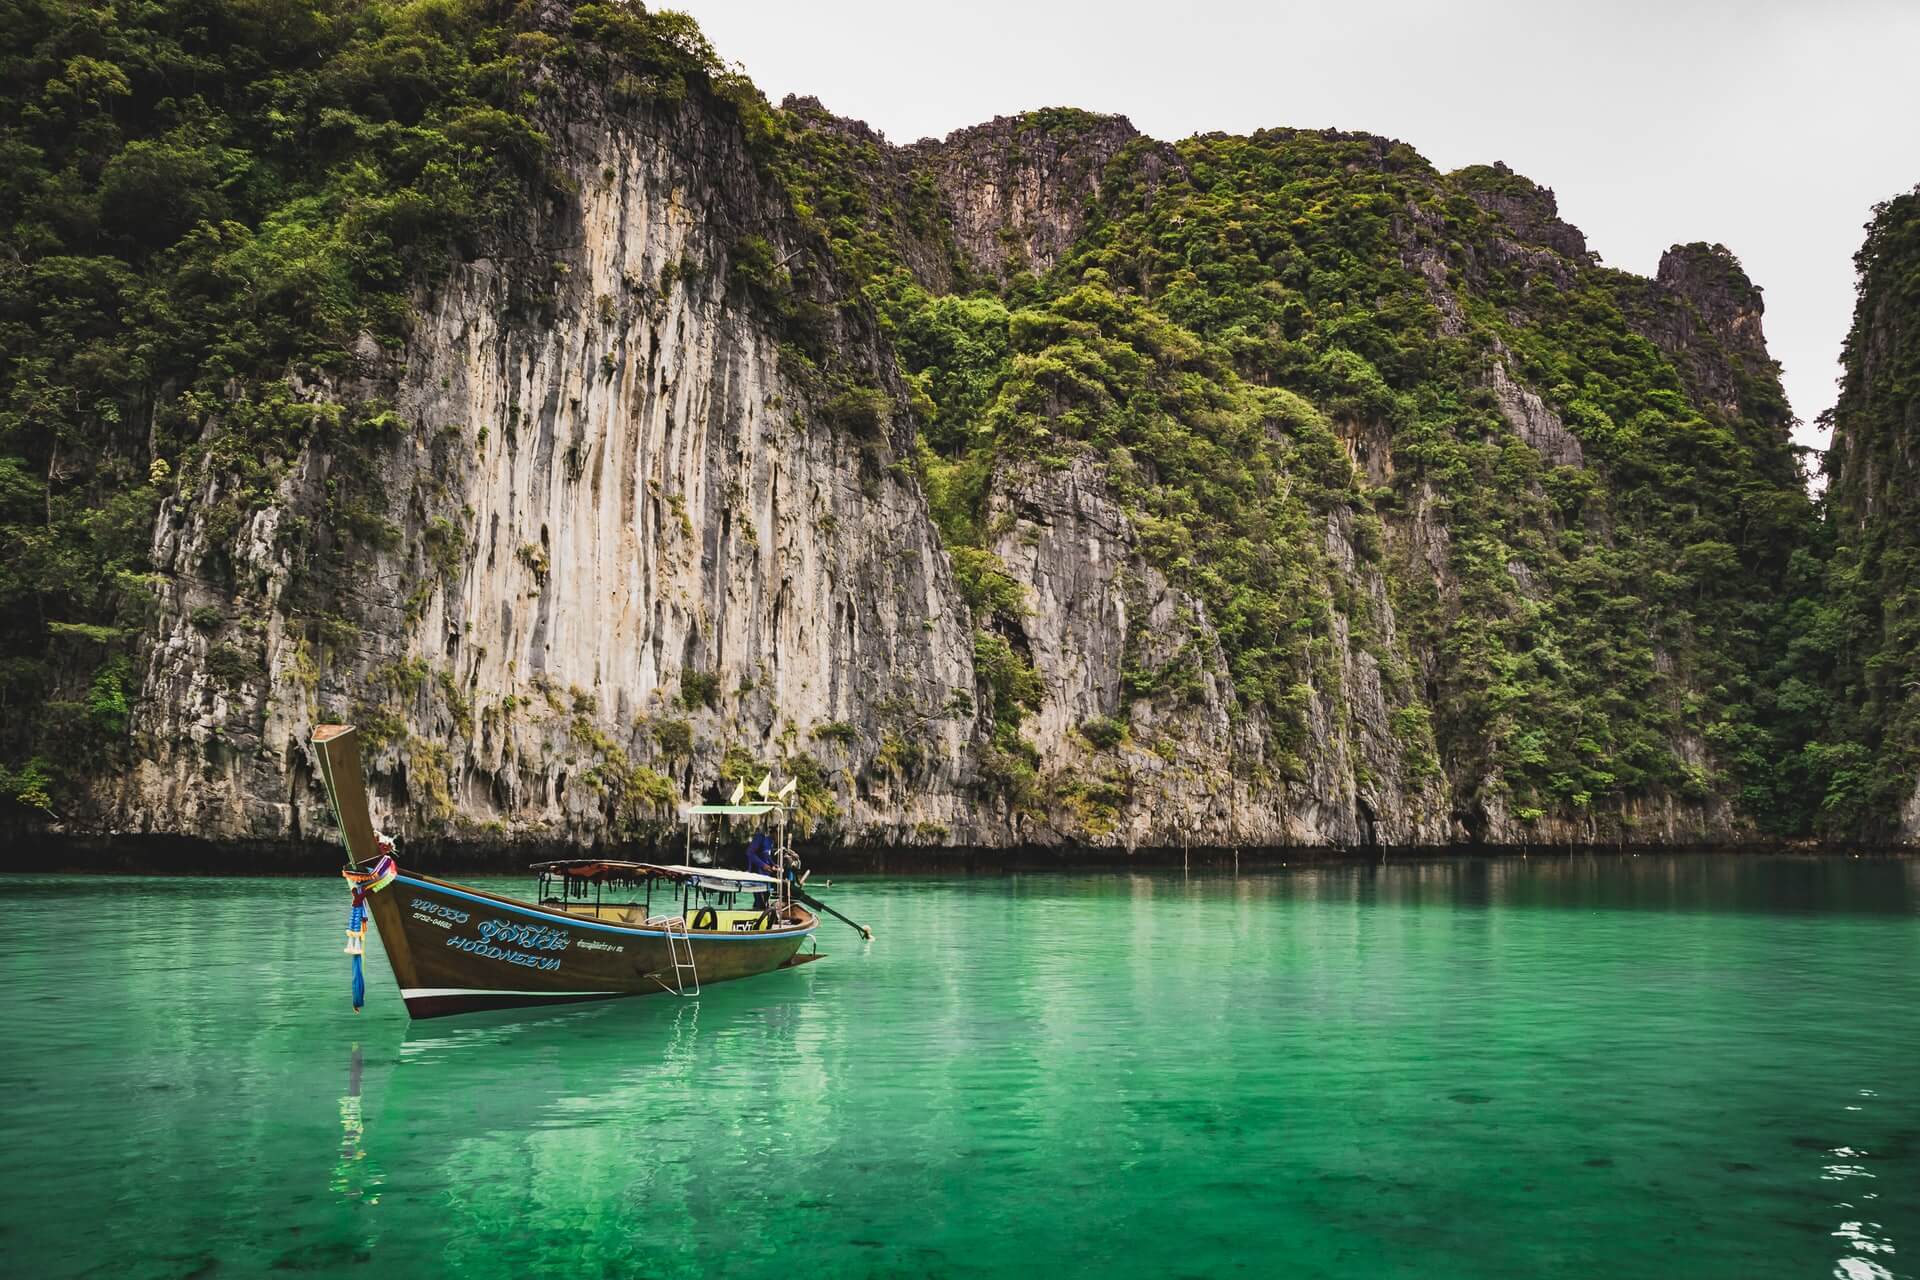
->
2, 856, 1917, 1279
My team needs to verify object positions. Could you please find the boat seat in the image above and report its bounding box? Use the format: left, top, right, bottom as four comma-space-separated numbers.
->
716, 909, 775, 932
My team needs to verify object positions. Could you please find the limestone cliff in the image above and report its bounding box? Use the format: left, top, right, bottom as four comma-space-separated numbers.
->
1821, 187, 1920, 840
95, 77, 1445, 851
110, 85, 991, 848
4, 2, 1869, 853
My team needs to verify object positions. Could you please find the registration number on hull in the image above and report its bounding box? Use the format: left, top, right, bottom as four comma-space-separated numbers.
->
409, 897, 470, 930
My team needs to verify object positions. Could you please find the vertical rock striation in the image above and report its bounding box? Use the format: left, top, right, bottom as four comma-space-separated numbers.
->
111, 87, 984, 847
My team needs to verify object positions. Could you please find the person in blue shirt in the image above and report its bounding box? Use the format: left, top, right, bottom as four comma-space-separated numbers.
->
745, 833, 774, 909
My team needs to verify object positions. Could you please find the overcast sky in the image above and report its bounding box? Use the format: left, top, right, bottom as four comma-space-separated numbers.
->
684, 0, 1918, 467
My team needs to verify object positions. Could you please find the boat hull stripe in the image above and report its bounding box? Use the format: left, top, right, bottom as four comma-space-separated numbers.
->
401, 987, 612, 999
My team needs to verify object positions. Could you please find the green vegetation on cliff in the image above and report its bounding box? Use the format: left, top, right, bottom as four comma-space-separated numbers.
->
1061, 132, 1814, 825
1815, 188, 1920, 834
0, 2, 1912, 841
0, 0, 733, 811
776, 108, 1864, 835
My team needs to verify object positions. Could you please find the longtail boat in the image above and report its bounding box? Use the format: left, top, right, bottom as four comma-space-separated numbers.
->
313, 724, 867, 1019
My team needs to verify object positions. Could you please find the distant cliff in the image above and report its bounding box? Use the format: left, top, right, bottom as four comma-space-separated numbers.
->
0, 0, 1910, 852
1820, 188, 1920, 841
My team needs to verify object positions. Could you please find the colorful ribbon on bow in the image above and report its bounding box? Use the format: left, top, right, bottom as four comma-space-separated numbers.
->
341, 854, 397, 1011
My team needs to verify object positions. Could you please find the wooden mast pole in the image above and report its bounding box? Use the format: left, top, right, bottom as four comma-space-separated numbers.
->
314, 725, 380, 866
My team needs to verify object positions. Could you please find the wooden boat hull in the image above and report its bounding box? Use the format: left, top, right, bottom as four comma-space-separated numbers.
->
365, 871, 818, 1018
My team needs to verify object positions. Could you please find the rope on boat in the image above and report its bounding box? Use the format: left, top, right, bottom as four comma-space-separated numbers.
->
340, 851, 397, 1012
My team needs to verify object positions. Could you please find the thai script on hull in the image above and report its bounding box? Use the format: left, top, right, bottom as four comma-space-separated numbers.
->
476, 918, 571, 952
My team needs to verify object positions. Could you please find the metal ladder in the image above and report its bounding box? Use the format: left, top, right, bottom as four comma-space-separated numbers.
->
653, 915, 699, 996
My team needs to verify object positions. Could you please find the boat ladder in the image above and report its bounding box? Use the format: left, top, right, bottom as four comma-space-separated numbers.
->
649, 915, 700, 996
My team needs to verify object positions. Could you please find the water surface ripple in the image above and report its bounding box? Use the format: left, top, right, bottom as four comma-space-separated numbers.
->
1, 855, 1916, 1278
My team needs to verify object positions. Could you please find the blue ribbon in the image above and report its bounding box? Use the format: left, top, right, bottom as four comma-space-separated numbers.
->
348, 899, 368, 1012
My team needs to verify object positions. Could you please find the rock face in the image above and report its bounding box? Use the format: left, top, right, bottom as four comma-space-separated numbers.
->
1654, 244, 1771, 364
1635, 242, 1785, 429
68, 49, 1840, 853
109, 89, 981, 847
907, 111, 1140, 283
1460, 162, 1590, 264
982, 457, 1448, 848
91, 84, 1448, 852
1489, 354, 1585, 469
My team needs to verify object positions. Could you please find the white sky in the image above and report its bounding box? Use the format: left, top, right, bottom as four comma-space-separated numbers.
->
683, 0, 1919, 464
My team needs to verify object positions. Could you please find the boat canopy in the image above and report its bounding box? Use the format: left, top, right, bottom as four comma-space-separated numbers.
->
530, 860, 779, 892
681, 803, 783, 817
647, 863, 780, 890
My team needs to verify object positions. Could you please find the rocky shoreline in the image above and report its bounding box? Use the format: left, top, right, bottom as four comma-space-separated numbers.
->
15, 832, 1913, 878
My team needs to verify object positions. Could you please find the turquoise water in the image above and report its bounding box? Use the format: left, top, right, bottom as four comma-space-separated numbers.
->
1, 856, 1917, 1278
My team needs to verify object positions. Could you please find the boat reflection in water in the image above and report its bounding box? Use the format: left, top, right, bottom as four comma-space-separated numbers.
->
330, 1043, 381, 1206
313, 725, 865, 1020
